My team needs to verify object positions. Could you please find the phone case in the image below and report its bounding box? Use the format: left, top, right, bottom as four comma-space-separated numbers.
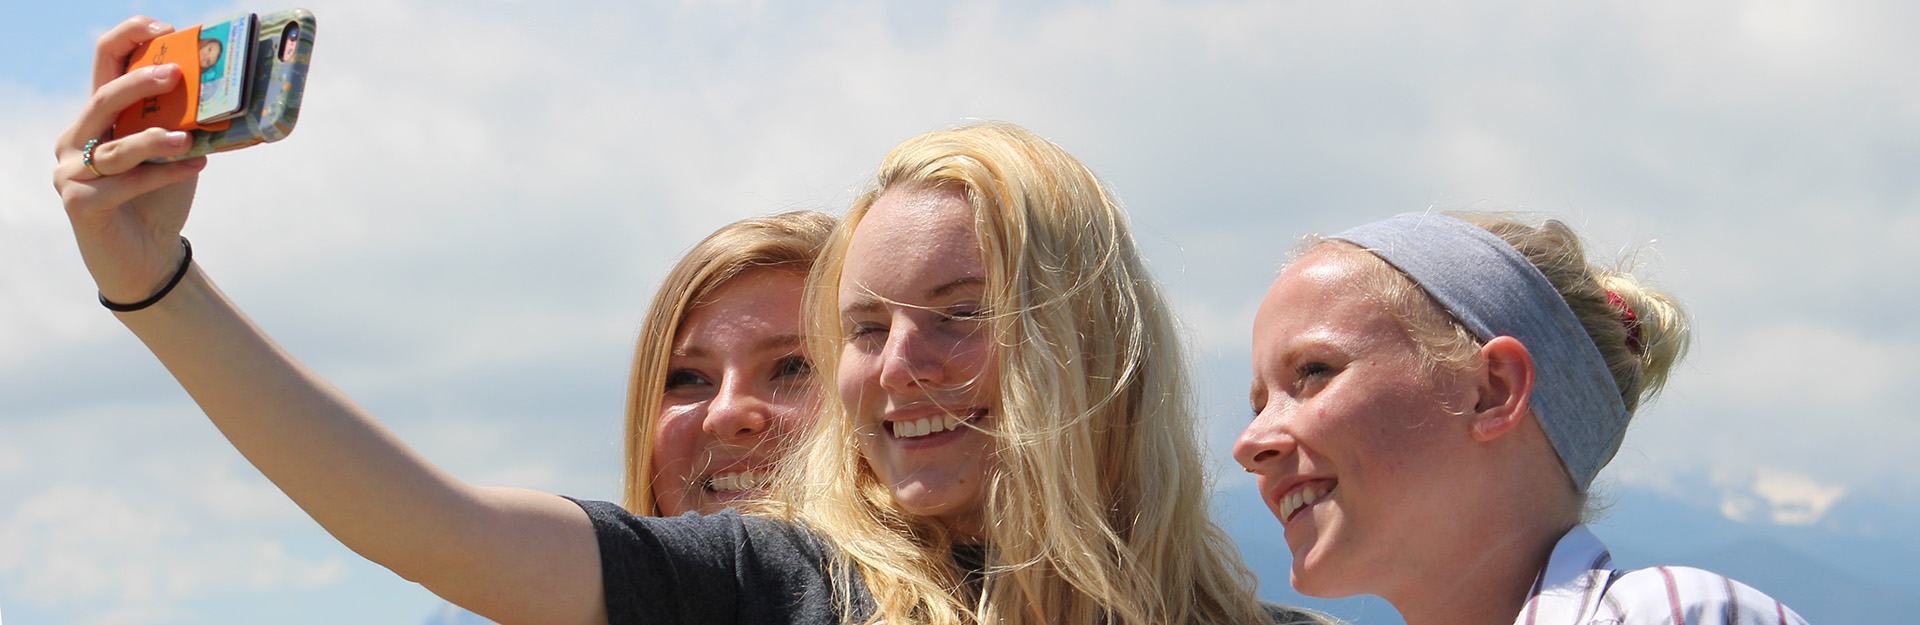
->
154, 9, 316, 161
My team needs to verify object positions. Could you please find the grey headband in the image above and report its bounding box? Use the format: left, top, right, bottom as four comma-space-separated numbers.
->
1331, 213, 1627, 490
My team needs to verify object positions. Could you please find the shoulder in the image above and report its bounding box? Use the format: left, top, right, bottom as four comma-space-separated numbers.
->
1597, 565, 1808, 625
568, 498, 831, 561
565, 499, 865, 625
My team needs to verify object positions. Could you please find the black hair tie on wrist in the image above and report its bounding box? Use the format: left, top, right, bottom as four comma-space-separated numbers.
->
101, 236, 193, 313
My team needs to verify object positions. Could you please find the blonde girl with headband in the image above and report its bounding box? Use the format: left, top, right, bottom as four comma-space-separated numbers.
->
55, 18, 1311, 624
1233, 212, 1807, 625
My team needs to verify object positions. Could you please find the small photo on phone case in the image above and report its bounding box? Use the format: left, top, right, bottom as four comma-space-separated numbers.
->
195, 13, 257, 124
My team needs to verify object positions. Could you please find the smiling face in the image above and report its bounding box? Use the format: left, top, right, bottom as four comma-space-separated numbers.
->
1232, 245, 1477, 598
836, 185, 999, 539
650, 269, 817, 516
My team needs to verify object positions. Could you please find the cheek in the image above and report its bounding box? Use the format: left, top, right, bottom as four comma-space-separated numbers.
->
952, 335, 1000, 399
769, 393, 821, 435
837, 349, 879, 408
650, 404, 707, 478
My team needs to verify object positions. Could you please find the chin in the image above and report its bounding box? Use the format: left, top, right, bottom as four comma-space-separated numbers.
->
1289, 555, 1373, 600
891, 489, 960, 518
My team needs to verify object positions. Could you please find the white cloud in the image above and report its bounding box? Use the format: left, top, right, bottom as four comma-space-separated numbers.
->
1694, 320, 1912, 407
0, 407, 347, 612
1717, 466, 1849, 526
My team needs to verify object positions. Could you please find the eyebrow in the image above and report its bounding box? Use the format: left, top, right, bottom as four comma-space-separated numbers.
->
672, 333, 805, 359
840, 277, 987, 315
930, 276, 986, 298
756, 333, 803, 352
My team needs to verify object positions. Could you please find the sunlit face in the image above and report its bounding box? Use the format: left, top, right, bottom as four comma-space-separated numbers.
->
1231, 247, 1473, 598
651, 269, 817, 517
837, 185, 999, 539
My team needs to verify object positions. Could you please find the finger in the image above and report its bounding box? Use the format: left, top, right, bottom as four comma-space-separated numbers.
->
57, 156, 206, 219
76, 127, 196, 180
61, 63, 184, 152
93, 16, 174, 91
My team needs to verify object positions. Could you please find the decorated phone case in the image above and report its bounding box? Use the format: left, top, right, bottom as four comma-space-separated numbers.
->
130, 9, 316, 162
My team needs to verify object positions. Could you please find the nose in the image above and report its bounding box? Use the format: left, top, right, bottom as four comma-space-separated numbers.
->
877, 318, 947, 393
703, 375, 772, 444
1232, 407, 1297, 473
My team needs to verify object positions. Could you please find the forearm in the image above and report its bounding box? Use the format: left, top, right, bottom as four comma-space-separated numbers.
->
58, 17, 603, 621
117, 264, 476, 578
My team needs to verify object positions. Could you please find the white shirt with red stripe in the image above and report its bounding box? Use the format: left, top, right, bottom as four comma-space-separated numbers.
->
1516, 525, 1810, 625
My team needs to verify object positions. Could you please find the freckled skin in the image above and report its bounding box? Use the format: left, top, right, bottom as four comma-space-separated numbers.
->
651, 270, 816, 516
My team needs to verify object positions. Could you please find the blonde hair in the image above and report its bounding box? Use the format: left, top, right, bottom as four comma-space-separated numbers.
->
619, 210, 838, 515
766, 122, 1292, 625
1310, 212, 1691, 465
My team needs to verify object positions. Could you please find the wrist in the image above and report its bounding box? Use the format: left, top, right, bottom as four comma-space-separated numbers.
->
102, 236, 192, 313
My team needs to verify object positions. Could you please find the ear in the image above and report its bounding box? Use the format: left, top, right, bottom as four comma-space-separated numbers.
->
1468, 336, 1536, 442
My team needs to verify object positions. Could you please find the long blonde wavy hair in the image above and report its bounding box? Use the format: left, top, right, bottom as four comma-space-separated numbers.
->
762, 123, 1290, 625
620, 210, 837, 515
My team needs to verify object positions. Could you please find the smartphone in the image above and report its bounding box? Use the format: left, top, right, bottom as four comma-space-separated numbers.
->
117, 9, 316, 161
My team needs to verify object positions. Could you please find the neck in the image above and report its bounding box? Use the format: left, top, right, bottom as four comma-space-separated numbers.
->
1385, 443, 1579, 625
1388, 520, 1569, 625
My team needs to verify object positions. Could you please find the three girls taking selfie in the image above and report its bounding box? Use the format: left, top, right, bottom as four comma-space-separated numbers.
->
54, 14, 1805, 625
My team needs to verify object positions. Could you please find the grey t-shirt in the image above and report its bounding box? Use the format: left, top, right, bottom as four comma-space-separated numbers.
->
573, 498, 874, 625
573, 498, 1317, 625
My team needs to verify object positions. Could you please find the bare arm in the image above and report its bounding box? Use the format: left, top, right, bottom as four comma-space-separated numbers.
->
52, 16, 606, 625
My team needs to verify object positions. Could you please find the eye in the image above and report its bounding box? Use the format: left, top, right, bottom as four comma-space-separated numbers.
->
774, 356, 812, 379
1293, 361, 1336, 395
846, 321, 887, 344
941, 304, 989, 322
664, 369, 710, 391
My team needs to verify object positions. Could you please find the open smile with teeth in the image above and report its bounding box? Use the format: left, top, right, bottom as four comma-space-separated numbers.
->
888, 410, 985, 439
1280, 481, 1336, 523
706, 469, 770, 493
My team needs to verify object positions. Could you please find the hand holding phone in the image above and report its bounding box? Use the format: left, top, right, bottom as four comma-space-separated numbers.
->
115, 9, 315, 160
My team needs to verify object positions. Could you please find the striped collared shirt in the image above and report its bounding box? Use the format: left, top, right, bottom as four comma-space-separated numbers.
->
1515, 525, 1810, 625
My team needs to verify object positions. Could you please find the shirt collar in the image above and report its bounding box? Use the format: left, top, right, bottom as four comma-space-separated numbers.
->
1515, 525, 1616, 625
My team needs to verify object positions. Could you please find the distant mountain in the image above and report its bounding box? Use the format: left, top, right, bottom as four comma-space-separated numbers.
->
1675, 537, 1920, 624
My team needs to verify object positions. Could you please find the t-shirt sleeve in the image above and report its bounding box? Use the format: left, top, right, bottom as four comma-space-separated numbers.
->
568, 498, 861, 625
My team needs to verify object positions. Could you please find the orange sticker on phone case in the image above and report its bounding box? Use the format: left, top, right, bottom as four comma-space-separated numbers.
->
114, 26, 232, 136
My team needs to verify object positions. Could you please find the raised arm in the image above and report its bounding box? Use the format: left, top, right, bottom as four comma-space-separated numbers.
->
51, 17, 605, 625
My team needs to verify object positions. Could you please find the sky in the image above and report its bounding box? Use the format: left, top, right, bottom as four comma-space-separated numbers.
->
3, 0, 1918, 623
